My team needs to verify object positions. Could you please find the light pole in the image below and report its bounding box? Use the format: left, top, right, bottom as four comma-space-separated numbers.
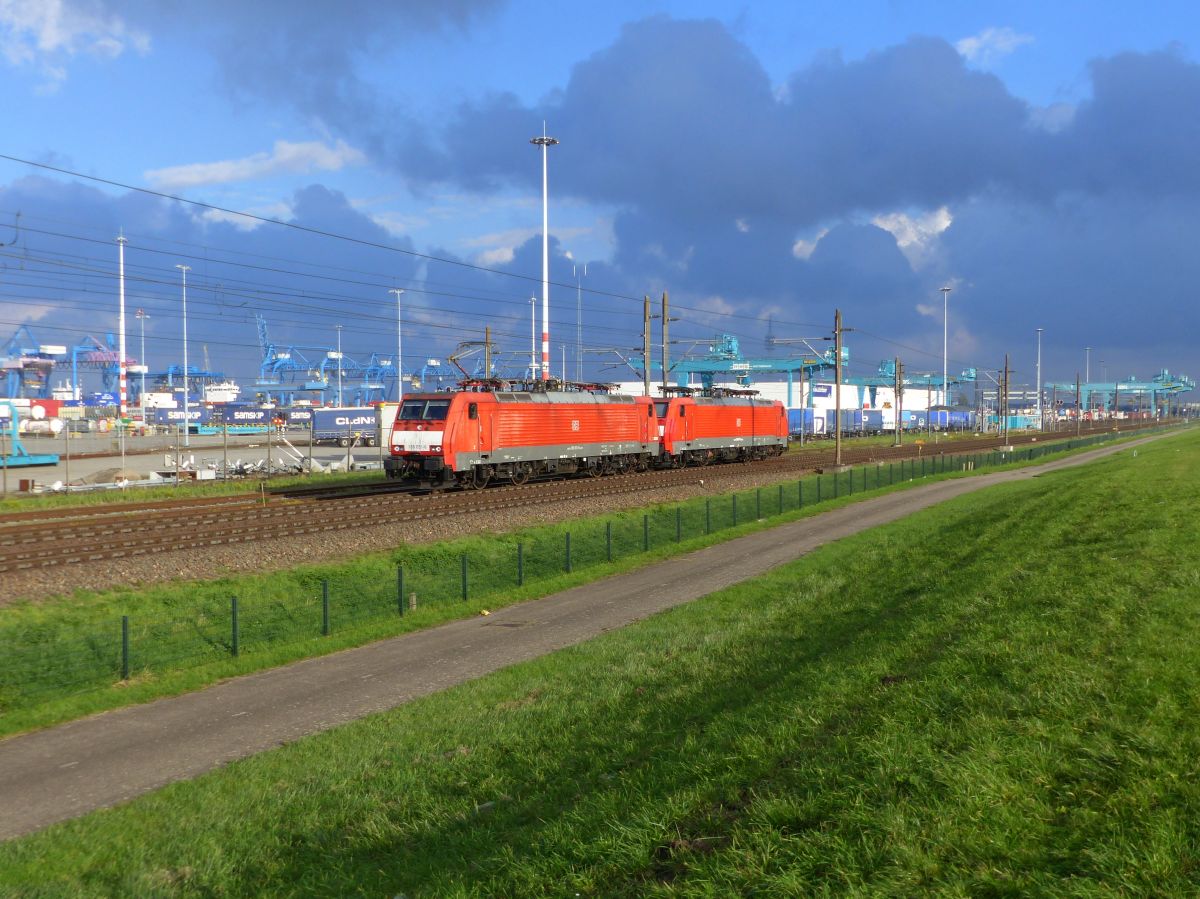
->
1036, 327, 1043, 429
940, 286, 952, 407
389, 288, 404, 402
335, 325, 344, 407
574, 263, 586, 382
175, 264, 191, 448
1085, 346, 1092, 415
530, 126, 559, 381
136, 308, 149, 423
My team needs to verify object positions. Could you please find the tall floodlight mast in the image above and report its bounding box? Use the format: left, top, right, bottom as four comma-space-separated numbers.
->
531, 126, 559, 381
940, 286, 952, 407
389, 288, 404, 402
176, 264, 191, 447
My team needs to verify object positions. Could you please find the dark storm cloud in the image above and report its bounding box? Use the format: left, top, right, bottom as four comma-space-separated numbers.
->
398, 21, 1032, 223
1049, 49, 1200, 199
942, 190, 1200, 377
12, 10, 1200, 382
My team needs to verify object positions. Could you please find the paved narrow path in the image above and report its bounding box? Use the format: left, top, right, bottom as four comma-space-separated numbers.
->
0, 434, 1173, 840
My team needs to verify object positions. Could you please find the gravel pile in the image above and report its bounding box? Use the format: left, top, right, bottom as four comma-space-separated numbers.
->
7, 466, 821, 604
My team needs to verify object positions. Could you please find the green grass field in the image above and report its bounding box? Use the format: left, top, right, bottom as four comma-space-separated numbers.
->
0, 430, 1195, 895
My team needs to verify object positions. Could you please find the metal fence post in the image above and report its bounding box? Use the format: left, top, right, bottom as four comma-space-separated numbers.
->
643, 514, 649, 551
461, 554, 469, 600
121, 615, 130, 680
847, 469, 852, 496
798, 479, 803, 508
733, 494, 738, 525
834, 471, 839, 499
517, 542, 524, 586
397, 564, 405, 616
778, 483, 784, 514
231, 597, 239, 657
817, 475, 821, 503
675, 507, 682, 542
756, 488, 762, 518
565, 533, 572, 573
705, 498, 711, 533
321, 580, 330, 636
606, 521, 613, 562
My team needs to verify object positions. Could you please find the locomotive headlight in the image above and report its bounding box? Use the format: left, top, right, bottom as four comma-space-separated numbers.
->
393, 444, 404, 451
432, 445, 442, 452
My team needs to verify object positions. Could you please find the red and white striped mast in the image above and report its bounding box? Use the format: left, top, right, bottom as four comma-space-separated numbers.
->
530, 125, 558, 381
117, 233, 128, 418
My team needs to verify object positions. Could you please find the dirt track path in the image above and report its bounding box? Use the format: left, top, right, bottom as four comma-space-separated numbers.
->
0, 433, 1175, 841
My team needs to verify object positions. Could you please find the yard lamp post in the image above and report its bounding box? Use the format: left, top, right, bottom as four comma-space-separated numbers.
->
531, 126, 559, 380
1036, 327, 1043, 429
335, 325, 344, 407
175, 264, 191, 448
940, 286, 952, 408
389, 288, 404, 402
136, 308, 150, 423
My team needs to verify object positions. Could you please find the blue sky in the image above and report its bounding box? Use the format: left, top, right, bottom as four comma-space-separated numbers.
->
1, 0, 1198, 395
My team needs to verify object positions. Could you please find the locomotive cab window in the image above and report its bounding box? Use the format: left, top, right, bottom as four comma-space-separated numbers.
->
468, 403, 478, 420
679, 406, 686, 417
399, 399, 451, 421
654, 401, 668, 418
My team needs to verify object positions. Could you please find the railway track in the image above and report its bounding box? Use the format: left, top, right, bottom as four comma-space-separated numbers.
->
0, 422, 1162, 574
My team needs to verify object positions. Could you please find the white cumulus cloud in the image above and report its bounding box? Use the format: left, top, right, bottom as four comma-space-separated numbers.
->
872, 207, 952, 269
0, 0, 149, 89
144, 139, 366, 191
792, 227, 829, 260
955, 26, 1033, 67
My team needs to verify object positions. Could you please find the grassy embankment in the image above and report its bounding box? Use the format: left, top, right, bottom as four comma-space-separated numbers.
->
0, 429, 1197, 894
0, 429, 1162, 738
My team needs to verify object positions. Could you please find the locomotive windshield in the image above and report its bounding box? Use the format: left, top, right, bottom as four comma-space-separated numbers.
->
399, 399, 451, 421
654, 401, 669, 419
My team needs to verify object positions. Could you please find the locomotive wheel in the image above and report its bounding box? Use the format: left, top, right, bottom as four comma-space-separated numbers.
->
472, 466, 492, 489
509, 464, 531, 486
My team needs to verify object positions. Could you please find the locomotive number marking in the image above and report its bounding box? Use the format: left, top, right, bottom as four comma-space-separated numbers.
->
571, 420, 580, 431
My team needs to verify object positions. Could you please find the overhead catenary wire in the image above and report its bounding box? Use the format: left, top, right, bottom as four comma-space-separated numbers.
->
0, 160, 832, 330
0, 157, 984, 383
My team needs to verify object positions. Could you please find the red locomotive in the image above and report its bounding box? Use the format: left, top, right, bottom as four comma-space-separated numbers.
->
655, 389, 789, 466
385, 381, 787, 488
